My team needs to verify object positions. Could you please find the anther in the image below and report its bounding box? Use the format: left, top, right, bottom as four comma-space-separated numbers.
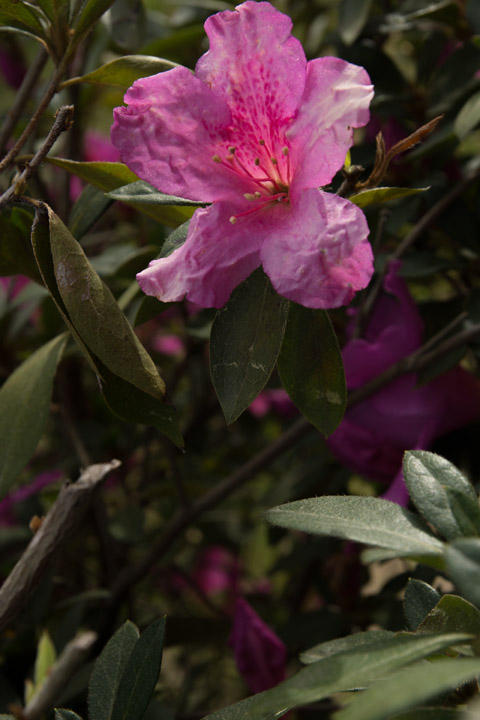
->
271, 157, 278, 165
244, 193, 257, 200
259, 139, 266, 146
228, 146, 236, 154
212, 155, 221, 163
229, 216, 237, 224
254, 158, 260, 166
282, 146, 289, 156
254, 191, 262, 198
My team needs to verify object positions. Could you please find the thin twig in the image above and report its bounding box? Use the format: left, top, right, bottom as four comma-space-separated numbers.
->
357, 165, 480, 334
0, 51, 72, 173
0, 460, 120, 632
107, 320, 480, 613
0, 105, 74, 210
23, 631, 97, 720
0, 48, 49, 155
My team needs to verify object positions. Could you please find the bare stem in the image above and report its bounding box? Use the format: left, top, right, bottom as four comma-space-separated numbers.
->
0, 105, 74, 210
0, 460, 120, 632
0, 47, 49, 155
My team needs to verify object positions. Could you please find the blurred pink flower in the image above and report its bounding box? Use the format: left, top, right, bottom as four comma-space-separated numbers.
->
112, 1, 374, 309
0, 275, 30, 299
249, 389, 297, 419
151, 333, 185, 358
0, 470, 62, 526
229, 597, 286, 694
193, 545, 239, 597
0, 46, 25, 88
327, 261, 480, 504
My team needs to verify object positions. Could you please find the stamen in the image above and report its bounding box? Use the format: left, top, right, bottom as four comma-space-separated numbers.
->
228, 146, 236, 154
254, 191, 262, 198
229, 216, 237, 224
212, 155, 221, 163
282, 146, 289, 156
244, 193, 257, 200
271, 157, 278, 165
259, 139, 266, 146
254, 158, 260, 166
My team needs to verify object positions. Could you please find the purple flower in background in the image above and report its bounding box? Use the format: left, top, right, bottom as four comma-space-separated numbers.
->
0, 470, 62, 526
0, 46, 25, 89
327, 260, 480, 504
193, 545, 239, 598
229, 597, 286, 694
112, 1, 374, 309
249, 389, 298, 419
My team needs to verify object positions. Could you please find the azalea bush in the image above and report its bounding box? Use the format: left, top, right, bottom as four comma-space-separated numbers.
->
1, 0, 480, 718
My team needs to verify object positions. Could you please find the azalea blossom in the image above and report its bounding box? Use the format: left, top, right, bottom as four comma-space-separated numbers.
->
111, 1, 374, 309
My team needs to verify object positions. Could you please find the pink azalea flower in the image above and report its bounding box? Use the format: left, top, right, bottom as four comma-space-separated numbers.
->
151, 333, 185, 358
193, 545, 239, 597
229, 597, 286, 694
327, 261, 480, 505
249, 389, 298, 419
111, 1, 374, 309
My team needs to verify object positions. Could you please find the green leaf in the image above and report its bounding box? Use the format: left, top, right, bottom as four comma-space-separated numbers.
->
109, 0, 145, 51
46, 158, 193, 227
445, 538, 480, 606
389, 710, 462, 720
338, 0, 373, 44
73, 0, 115, 38
34, 630, 57, 691
300, 630, 394, 664
417, 594, 480, 636
334, 658, 480, 720
106, 181, 205, 207
0, 333, 67, 498
61, 55, 177, 89
266, 497, 444, 557
55, 711, 84, 720
455, 89, 480, 138
69, 185, 113, 240
278, 305, 346, 436
32, 205, 165, 400
35, 0, 70, 26
210, 270, 289, 424
88, 620, 140, 720
403, 579, 440, 630
202, 634, 471, 720
0, 0, 46, 36
403, 451, 480, 540
111, 618, 166, 720
349, 187, 429, 208
0, 208, 40, 281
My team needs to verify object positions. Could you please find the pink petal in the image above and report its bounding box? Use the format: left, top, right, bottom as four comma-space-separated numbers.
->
260, 189, 373, 308
196, 2, 306, 184
229, 597, 286, 694
111, 66, 251, 202
287, 57, 373, 191
137, 202, 264, 308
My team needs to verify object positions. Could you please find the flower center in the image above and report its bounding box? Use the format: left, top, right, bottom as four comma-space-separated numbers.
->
211, 137, 291, 223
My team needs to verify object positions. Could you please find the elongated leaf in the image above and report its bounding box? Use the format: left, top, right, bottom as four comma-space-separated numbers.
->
445, 538, 480, 606
300, 630, 394, 664
88, 620, 139, 720
69, 185, 112, 240
0, 0, 45, 36
417, 594, 480, 637
338, 0, 372, 44
34, 630, 57, 690
61, 56, 177, 89
266, 497, 444, 557
403, 451, 480, 540
111, 618, 166, 720
35, 0, 70, 26
334, 658, 480, 720
106, 181, 205, 207
210, 270, 289, 424
278, 304, 345, 436
349, 186, 429, 208
55, 712, 84, 720
73, 0, 115, 37
202, 634, 470, 720
455, 89, 480, 138
46, 158, 193, 227
403, 579, 440, 630
33, 205, 165, 399
0, 207, 40, 281
0, 333, 67, 498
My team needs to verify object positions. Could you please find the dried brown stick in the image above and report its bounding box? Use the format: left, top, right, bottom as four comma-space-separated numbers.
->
0, 460, 120, 632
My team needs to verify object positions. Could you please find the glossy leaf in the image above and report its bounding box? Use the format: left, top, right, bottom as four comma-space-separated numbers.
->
334, 658, 480, 720
417, 594, 480, 636
60, 55, 177, 90
349, 186, 429, 208
338, 0, 373, 44
445, 538, 480, 606
278, 304, 346, 436
73, 0, 115, 38
210, 270, 289, 424
106, 181, 205, 207
111, 618, 166, 720
266, 496, 444, 557
0, 0, 45, 36
69, 185, 113, 240
203, 634, 470, 720
300, 630, 394, 664
0, 333, 67, 498
88, 620, 140, 720
47, 158, 193, 227
455, 89, 480, 138
403, 579, 440, 630
403, 450, 480, 539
